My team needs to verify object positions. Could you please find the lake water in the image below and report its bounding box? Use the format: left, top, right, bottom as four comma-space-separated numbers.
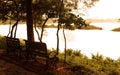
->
1, 23, 120, 60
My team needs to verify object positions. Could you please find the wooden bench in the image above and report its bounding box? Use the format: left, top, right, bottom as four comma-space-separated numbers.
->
5, 37, 22, 58
25, 40, 59, 68
25, 40, 48, 59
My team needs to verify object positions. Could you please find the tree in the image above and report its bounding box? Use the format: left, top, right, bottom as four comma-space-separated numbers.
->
58, 0, 99, 63
33, 0, 51, 42
32, 0, 63, 55
0, 0, 99, 57
59, 13, 88, 63
0, 0, 34, 41
26, 0, 34, 41
28, 0, 100, 57
0, 0, 26, 38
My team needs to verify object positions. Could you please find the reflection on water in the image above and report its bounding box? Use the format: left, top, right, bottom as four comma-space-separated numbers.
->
0, 24, 120, 60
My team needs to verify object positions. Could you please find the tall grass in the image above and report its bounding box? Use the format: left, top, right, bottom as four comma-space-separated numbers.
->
57, 49, 120, 75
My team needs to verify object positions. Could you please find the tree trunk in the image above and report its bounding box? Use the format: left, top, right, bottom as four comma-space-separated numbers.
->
10, 19, 19, 38
63, 27, 67, 63
40, 18, 48, 42
34, 17, 40, 42
26, 0, 34, 42
56, 23, 60, 55
7, 17, 12, 37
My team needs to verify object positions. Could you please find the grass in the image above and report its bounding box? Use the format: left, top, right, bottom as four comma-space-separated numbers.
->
58, 49, 120, 75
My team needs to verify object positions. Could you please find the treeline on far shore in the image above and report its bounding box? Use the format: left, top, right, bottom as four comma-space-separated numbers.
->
0, 21, 102, 30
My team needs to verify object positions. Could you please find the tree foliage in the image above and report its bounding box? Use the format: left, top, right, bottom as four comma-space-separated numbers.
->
0, 0, 100, 55
0, 0, 99, 26
0, 0, 26, 22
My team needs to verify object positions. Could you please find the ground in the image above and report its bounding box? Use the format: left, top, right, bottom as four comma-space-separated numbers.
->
0, 50, 77, 75
0, 59, 37, 75
0, 59, 75, 75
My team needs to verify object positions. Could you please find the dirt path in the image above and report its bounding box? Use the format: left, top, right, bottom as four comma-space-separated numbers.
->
0, 59, 37, 75
0, 50, 75, 75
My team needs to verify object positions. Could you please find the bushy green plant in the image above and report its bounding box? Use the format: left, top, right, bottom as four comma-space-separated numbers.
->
72, 50, 82, 56
0, 36, 6, 49
57, 49, 120, 75
66, 49, 73, 56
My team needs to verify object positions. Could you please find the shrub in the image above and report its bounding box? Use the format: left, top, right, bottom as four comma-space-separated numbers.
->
57, 49, 120, 75
66, 49, 73, 56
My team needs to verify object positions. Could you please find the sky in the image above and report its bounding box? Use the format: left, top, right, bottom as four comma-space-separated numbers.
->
86, 0, 120, 19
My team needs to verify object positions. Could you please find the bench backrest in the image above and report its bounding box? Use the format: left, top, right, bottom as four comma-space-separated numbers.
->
25, 40, 47, 57
6, 37, 21, 50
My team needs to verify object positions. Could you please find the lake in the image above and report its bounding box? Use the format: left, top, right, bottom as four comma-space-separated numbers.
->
0, 23, 120, 60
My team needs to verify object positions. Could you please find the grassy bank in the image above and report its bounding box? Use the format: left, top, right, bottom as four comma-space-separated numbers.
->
58, 49, 120, 75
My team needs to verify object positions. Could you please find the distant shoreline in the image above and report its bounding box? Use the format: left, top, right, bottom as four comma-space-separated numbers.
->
0, 25, 102, 30
86, 18, 119, 23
